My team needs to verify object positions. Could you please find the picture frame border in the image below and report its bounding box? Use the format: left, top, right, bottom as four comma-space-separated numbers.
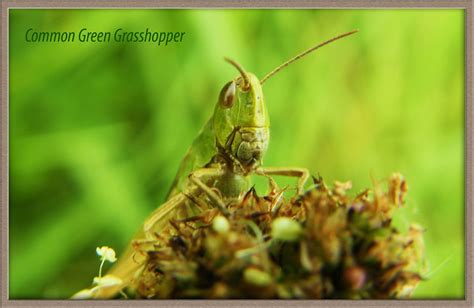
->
1, 1, 472, 307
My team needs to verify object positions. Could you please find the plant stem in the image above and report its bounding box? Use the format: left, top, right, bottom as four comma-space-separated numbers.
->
98, 258, 105, 278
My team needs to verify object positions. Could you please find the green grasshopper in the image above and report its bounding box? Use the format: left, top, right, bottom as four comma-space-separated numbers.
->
92, 30, 358, 298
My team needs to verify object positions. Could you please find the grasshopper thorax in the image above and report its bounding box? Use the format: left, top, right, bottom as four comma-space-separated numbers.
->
214, 68, 270, 173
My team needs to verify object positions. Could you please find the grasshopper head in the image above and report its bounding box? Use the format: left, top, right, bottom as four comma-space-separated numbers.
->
213, 59, 270, 172
211, 30, 359, 173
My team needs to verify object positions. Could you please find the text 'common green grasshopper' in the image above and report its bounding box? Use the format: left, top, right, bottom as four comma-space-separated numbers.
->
89, 30, 358, 298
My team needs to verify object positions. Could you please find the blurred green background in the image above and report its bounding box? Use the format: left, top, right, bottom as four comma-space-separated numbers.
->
9, 9, 464, 299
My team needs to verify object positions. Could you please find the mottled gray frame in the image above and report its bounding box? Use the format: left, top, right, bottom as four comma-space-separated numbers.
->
0, 1, 472, 307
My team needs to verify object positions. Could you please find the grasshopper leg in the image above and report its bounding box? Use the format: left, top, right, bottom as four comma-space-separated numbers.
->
188, 167, 229, 214
257, 167, 310, 196
143, 193, 189, 233
255, 169, 280, 196
92, 168, 227, 299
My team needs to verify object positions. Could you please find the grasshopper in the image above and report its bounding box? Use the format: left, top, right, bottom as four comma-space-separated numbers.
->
91, 30, 358, 298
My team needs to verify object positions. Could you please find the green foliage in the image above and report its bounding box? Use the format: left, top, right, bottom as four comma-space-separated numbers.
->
9, 9, 464, 299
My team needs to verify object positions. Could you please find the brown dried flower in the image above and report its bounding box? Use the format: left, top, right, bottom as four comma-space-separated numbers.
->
132, 173, 424, 299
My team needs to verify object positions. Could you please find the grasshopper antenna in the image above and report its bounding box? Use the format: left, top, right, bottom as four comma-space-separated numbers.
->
260, 29, 359, 85
224, 57, 250, 89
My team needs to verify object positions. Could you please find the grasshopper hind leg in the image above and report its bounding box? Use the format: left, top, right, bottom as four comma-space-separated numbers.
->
91, 193, 189, 299
92, 167, 230, 299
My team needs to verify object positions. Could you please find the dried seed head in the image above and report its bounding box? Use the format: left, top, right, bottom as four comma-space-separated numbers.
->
128, 173, 424, 299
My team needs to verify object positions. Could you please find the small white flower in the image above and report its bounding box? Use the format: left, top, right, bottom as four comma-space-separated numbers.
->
212, 216, 230, 234
96, 246, 117, 263
271, 217, 302, 242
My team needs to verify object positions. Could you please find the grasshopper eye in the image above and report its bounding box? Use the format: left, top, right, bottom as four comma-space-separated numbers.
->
218, 81, 236, 108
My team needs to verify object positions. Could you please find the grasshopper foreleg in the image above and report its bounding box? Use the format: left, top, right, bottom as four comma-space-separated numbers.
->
257, 167, 310, 196
188, 167, 229, 214
144, 167, 227, 234
255, 170, 280, 196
